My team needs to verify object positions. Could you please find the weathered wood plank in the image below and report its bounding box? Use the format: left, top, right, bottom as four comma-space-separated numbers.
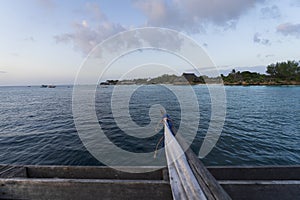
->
1, 165, 300, 200
0, 166, 27, 178
0, 178, 172, 200
220, 180, 300, 200
0, 165, 9, 172
175, 134, 231, 200
185, 148, 231, 200
208, 166, 300, 180
164, 123, 207, 199
26, 165, 166, 180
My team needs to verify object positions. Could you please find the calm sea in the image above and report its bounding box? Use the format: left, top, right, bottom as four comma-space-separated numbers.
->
0, 85, 299, 166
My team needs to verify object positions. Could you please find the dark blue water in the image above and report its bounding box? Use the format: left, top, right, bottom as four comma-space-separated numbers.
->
0, 85, 299, 166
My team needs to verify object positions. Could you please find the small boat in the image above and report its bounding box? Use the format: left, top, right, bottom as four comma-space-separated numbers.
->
41, 85, 47, 88
47, 85, 56, 88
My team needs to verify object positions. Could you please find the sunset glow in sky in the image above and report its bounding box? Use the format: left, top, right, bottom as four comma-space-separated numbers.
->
0, 0, 300, 85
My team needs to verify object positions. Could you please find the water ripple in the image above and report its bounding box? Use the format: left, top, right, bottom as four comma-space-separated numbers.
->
0, 85, 299, 166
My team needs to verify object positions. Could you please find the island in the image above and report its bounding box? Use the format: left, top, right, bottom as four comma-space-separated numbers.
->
100, 60, 300, 86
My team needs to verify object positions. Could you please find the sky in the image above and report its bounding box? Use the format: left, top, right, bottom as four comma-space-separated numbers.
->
0, 0, 300, 85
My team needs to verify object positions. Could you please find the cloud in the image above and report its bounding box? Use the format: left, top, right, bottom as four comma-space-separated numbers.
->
277, 23, 300, 37
55, 0, 266, 55
55, 21, 125, 54
54, 3, 126, 55
260, 5, 281, 19
85, 2, 106, 21
265, 54, 274, 58
253, 33, 271, 45
133, 0, 264, 33
290, 0, 300, 7
24, 36, 35, 42
36, 0, 55, 9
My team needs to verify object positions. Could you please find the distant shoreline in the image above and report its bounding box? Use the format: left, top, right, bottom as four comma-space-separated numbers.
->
99, 72, 300, 86
99, 82, 300, 86
223, 81, 300, 86
100, 60, 300, 86
1, 82, 300, 87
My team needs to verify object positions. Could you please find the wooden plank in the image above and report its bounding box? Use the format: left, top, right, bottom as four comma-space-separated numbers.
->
26, 165, 300, 181
162, 168, 169, 181
0, 166, 27, 178
0, 165, 9, 172
175, 134, 231, 200
208, 166, 300, 181
0, 178, 172, 200
1, 165, 300, 200
26, 166, 165, 180
164, 122, 207, 199
0, 165, 11, 176
220, 180, 300, 200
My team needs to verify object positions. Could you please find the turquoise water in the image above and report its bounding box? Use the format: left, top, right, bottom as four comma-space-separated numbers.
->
0, 85, 299, 166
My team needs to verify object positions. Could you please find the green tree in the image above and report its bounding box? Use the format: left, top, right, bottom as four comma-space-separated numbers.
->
266, 60, 299, 81
266, 64, 276, 77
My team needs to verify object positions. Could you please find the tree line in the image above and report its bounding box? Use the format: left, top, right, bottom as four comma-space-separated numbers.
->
221, 60, 300, 85
115, 60, 300, 85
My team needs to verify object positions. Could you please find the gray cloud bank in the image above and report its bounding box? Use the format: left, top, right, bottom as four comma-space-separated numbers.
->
54, 21, 125, 54
277, 23, 300, 37
55, 0, 265, 55
36, 0, 56, 9
260, 5, 281, 19
133, 0, 264, 32
54, 3, 125, 54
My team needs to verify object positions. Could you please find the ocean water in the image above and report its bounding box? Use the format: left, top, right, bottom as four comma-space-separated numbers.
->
0, 85, 299, 166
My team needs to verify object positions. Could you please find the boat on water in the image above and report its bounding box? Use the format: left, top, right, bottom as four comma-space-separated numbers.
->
40, 85, 56, 88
